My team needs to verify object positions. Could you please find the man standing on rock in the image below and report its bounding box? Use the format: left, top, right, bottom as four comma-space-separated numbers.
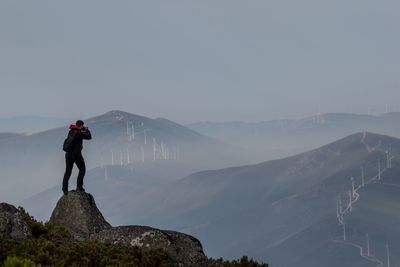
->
62, 120, 92, 195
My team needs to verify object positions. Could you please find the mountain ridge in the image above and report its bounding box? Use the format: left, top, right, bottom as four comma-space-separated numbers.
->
132, 132, 400, 266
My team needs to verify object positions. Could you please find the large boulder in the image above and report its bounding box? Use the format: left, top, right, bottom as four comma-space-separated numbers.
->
91, 226, 208, 267
49, 190, 208, 266
0, 203, 31, 240
49, 190, 111, 240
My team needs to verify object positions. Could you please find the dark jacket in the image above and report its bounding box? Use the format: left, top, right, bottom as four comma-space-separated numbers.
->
67, 124, 92, 154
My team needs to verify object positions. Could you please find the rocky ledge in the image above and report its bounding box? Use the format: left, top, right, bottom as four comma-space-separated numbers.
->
48, 190, 208, 267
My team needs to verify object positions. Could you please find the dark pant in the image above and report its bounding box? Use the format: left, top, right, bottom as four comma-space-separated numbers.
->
62, 152, 86, 191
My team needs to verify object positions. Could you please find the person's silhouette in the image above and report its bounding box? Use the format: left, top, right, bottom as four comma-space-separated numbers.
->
62, 120, 92, 195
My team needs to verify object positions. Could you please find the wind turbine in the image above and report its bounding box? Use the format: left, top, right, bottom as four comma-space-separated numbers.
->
153, 138, 156, 161
343, 221, 347, 241
351, 177, 356, 198
126, 147, 130, 164
378, 159, 382, 180
386, 151, 392, 169
141, 146, 145, 163
336, 199, 340, 220
361, 166, 365, 187
111, 150, 114, 166
120, 150, 123, 166
160, 142, 165, 160
348, 190, 353, 212
366, 233, 370, 257
386, 241, 391, 267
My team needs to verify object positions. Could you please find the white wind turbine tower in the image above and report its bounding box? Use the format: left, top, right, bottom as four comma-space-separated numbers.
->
160, 142, 165, 160
378, 159, 382, 180
336, 199, 340, 219
366, 233, 370, 257
119, 150, 123, 166
161, 142, 168, 160
153, 138, 156, 161
386, 151, 392, 169
386, 151, 389, 168
343, 221, 347, 241
144, 130, 147, 145
111, 150, 114, 166
386, 241, 391, 267
126, 121, 129, 136
361, 166, 365, 187
163, 142, 166, 160
141, 146, 145, 163
126, 147, 130, 164
351, 177, 356, 198
348, 190, 353, 212
131, 125, 135, 141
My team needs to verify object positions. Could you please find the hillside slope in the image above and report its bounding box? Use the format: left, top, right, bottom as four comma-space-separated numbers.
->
0, 110, 249, 203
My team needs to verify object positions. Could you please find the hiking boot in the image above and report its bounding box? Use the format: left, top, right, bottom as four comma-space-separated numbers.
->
63, 190, 68, 196
76, 187, 85, 192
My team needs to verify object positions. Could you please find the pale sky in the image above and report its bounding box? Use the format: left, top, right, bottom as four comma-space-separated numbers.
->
0, 0, 399, 123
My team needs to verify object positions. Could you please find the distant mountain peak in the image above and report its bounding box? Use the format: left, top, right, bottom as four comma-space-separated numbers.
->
89, 110, 150, 124
105, 110, 134, 119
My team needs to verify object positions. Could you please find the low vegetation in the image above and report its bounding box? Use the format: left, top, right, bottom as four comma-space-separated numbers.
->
0, 208, 268, 267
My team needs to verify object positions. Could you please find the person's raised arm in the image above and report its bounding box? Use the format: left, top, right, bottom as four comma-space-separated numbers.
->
80, 127, 92, 140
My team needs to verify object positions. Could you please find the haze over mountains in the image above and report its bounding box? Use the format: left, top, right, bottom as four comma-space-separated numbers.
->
3, 110, 400, 266
188, 112, 400, 160
0, 110, 250, 203
21, 131, 400, 266
0, 116, 71, 134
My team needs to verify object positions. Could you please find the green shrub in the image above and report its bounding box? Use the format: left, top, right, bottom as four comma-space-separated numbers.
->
17, 207, 70, 241
209, 256, 269, 267
4, 256, 40, 267
0, 238, 172, 267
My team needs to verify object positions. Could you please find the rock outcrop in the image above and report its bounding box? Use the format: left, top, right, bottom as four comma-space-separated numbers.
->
49, 190, 111, 240
91, 226, 207, 266
49, 191, 208, 266
0, 203, 31, 240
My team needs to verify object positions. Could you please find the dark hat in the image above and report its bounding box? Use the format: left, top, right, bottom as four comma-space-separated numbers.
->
76, 120, 84, 126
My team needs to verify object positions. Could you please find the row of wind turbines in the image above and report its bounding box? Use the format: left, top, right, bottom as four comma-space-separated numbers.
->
335, 150, 395, 267
99, 121, 181, 169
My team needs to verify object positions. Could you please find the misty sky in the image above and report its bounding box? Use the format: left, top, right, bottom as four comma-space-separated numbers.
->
0, 0, 399, 123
